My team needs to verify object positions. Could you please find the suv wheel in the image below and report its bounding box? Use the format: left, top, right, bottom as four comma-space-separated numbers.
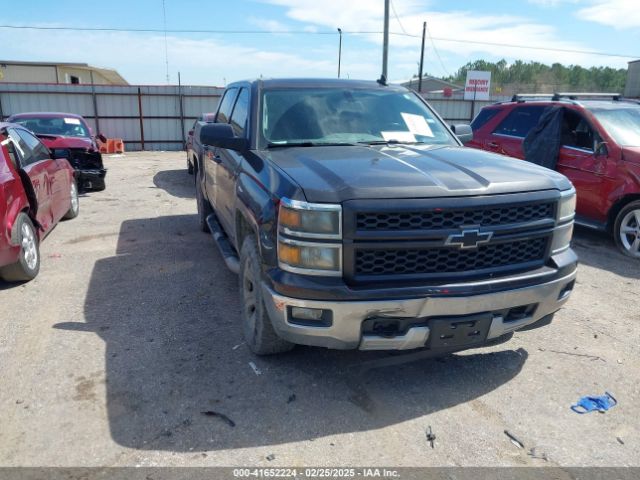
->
187, 156, 194, 175
239, 236, 294, 355
195, 170, 212, 232
0, 214, 40, 282
614, 200, 640, 258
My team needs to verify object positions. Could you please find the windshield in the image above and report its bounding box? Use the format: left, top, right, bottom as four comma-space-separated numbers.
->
261, 88, 457, 147
13, 116, 90, 138
590, 107, 640, 147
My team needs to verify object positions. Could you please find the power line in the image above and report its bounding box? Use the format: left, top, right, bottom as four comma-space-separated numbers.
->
389, 0, 409, 35
0, 24, 635, 59
425, 23, 450, 77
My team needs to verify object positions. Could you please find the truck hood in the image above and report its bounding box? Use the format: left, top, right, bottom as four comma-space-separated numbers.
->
37, 135, 95, 151
262, 144, 573, 203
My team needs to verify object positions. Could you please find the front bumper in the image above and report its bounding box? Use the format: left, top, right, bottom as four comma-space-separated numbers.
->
261, 265, 577, 351
76, 168, 107, 191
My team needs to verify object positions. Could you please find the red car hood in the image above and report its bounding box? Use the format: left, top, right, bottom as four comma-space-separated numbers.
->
37, 135, 94, 151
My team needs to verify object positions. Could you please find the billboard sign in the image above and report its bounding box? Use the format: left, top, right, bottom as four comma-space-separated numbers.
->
464, 70, 491, 101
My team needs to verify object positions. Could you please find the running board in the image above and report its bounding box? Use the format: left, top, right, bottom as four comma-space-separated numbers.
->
205, 214, 240, 274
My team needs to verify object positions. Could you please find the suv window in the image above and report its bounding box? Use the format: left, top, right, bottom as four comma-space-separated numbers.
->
230, 88, 249, 137
493, 106, 547, 138
471, 108, 499, 131
561, 109, 598, 151
216, 88, 239, 124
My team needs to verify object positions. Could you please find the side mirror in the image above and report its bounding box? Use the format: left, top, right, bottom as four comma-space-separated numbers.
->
451, 124, 473, 144
200, 123, 248, 151
51, 148, 70, 160
594, 140, 608, 157
97, 133, 108, 144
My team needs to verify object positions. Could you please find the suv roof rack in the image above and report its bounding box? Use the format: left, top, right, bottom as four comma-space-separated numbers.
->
511, 93, 554, 102
551, 92, 621, 101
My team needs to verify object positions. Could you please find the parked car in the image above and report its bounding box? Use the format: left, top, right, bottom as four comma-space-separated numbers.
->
195, 78, 577, 355
7, 112, 107, 191
467, 93, 640, 258
0, 123, 79, 282
186, 113, 216, 175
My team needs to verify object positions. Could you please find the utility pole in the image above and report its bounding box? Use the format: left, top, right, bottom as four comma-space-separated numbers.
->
418, 21, 426, 94
381, 0, 389, 82
337, 28, 342, 78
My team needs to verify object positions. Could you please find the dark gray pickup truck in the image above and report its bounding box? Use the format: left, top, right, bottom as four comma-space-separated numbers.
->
195, 78, 577, 355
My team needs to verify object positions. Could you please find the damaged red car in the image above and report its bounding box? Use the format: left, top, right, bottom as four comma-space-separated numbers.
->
7, 112, 107, 191
0, 123, 79, 282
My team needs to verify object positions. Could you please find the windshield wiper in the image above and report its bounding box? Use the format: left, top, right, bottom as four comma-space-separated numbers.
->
266, 141, 357, 148
358, 140, 426, 146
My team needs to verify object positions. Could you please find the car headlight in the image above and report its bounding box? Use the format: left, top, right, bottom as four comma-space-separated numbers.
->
558, 187, 576, 223
279, 198, 341, 238
278, 198, 342, 276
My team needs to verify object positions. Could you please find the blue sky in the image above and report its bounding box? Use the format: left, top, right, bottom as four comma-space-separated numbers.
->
0, 0, 637, 85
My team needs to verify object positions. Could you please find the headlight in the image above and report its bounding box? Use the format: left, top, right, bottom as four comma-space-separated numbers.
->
551, 222, 574, 254
558, 188, 576, 222
278, 238, 341, 275
279, 199, 341, 238
278, 198, 342, 276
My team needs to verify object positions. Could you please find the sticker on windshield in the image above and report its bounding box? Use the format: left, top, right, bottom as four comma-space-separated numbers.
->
381, 131, 416, 142
64, 118, 81, 125
401, 112, 434, 137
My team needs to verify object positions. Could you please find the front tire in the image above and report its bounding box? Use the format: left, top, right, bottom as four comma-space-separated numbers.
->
195, 170, 212, 232
613, 200, 640, 258
0, 214, 40, 282
239, 236, 294, 355
63, 181, 80, 220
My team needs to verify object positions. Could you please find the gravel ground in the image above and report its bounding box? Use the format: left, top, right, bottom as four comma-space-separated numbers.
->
0, 151, 638, 467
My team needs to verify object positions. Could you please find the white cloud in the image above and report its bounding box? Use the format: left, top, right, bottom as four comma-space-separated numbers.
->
577, 0, 640, 29
248, 17, 292, 33
527, 0, 579, 7
261, 0, 631, 77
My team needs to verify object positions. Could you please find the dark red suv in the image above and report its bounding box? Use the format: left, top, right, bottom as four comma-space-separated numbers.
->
0, 123, 78, 282
468, 94, 640, 258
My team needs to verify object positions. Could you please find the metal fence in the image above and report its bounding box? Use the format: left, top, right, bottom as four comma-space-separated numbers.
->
0, 82, 224, 151
0, 82, 507, 151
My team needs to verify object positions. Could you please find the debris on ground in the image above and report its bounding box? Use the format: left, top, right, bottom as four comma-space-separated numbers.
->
266, 454, 275, 461
249, 361, 262, 376
571, 392, 617, 414
527, 447, 549, 461
287, 394, 296, 404
546, 349, 604, 362
232, 342, 244, 350
426, 426, 436, 449
617, 437, 625, 445
201, 410, 236, 427
504, 430, 524, 449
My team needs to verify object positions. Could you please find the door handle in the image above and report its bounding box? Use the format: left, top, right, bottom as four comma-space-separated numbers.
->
213, 155, 222, 164
488, 142, 500, 148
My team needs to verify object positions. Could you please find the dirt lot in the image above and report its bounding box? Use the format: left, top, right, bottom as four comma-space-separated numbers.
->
0, 151, 638, 467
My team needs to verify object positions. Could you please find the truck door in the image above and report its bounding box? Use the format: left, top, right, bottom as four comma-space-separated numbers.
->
204, 88, 238, 208
215, 87, 249, 241
7, 128, 55, 234
556, 108, 609, 222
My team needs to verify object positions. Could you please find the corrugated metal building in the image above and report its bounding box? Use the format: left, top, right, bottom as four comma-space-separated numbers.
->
0, 61, 128, 85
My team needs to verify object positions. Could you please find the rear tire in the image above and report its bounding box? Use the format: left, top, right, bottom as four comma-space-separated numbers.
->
62, 181, 79, 220
0, 214, 40, 282
187, 156, 194, 175
196, 170, 212, 232
239, 236, 294, 355
613, 200, 640, 258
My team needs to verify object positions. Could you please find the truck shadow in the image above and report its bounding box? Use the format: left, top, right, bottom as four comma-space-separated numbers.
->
572, 226, 640, 280
57, 214, 528, 452
153, 169, 195, 199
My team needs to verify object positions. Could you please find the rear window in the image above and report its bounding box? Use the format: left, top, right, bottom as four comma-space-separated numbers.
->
492, 106, 547, 138
471, 108, 499, 131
